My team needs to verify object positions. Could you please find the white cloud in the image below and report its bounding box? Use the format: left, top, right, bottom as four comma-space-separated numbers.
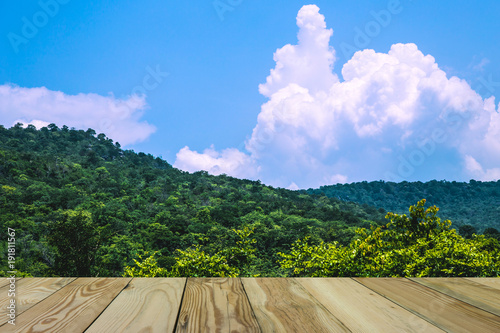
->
258, 5, 338, 98
0, 84, 156, 146
174, 145, 260, 180
13, 119, 50, 129
465, 155, 500, 181
174, 4, 500, 188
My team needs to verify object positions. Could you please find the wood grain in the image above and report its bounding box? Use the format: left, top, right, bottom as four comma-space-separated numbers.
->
297, 278, 444, 333
411, 277, 500, 316
0, 277, 19, 288
242, 278, 350, 333
355, 278, 500, 333
466, 277, 500, 290
1, 277, 498, 332
86, 278, 186, 333
176, 278, 260, 333
0, 278, 75, 326
3, 277, 130, 332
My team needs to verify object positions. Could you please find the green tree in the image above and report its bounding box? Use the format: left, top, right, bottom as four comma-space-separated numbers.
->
123, 227, 258, 277
459, 225, 477, 239
169, 246, 239, 277
279, 200, 500, 277
123, 252, 169, 277
484, 228, 500, 241
46, 210, 100, 276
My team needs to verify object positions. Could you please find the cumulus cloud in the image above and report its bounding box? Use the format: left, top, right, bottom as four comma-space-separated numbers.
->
174, 145, 260, 179
0, 84, 156, 146
258, 5, 338, 97
465, 155, 500, 181
175, 4, 500, 187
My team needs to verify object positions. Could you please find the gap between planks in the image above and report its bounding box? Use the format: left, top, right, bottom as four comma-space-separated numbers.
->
354, 277, 500, 333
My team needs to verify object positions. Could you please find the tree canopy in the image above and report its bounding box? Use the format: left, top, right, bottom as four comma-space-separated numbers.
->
1, 124, 498, 277
278, 200, 500, 277
0, 124, 382, 277
309, 180, 500, 232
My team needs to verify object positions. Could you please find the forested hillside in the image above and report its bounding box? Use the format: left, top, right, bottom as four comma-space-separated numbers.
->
1, 124, 498, 278
0, 123, 385, 277
309, 180, 500, 233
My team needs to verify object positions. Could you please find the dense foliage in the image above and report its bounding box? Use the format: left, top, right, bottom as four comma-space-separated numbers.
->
279, 200, 500, 277
124, 227, 258, 277
308, 180, 500, 233
0, 124, 383, 277
1, 124, 498, 277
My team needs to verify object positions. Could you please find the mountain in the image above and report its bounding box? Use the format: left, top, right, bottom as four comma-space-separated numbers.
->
2, 123, 498, 277
0, 123, 385, 277
308, 180, 500, 232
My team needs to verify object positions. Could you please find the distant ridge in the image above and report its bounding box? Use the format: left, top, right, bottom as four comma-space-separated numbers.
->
308, 180, 500, 232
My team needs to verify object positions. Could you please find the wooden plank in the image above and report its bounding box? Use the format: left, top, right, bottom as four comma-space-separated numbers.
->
411, 278, 500, 316
297, 278, 444, 333
466, 277, 500, 290
355, 278, 500, 333
3, 277, 130, 332
176, 278, 260, 333
0, 277, 20, 288
0, 278, 75, 326
86, 278, 186, 333
242, 278, 350, 332
0, 278, 17, 301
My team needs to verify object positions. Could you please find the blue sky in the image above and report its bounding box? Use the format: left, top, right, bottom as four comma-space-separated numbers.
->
1, 0, 500, 188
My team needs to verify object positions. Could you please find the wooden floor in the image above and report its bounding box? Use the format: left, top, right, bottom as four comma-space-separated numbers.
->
1, 278, 499, 332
